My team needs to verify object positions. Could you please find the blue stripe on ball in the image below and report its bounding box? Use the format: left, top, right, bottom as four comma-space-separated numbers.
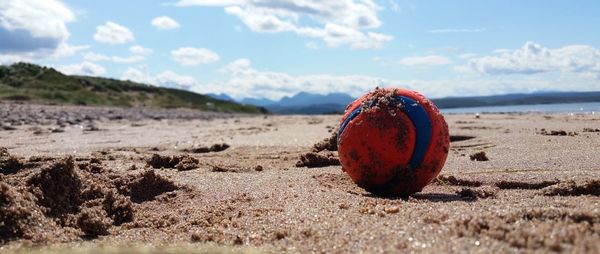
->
394, 96, 432, 169
338, 106, 363, 143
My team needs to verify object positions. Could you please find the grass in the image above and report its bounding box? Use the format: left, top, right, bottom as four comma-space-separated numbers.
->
0, 62, 266, 114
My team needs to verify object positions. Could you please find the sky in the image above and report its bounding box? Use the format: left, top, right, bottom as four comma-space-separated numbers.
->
1, 0, 600, 100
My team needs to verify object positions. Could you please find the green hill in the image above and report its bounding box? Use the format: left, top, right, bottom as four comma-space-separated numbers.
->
0, 62, 265, 114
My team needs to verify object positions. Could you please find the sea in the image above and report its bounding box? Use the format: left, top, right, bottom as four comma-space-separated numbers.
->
440, 102, 600, 114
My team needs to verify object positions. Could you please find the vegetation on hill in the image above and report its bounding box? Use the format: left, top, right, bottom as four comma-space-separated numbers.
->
0, 62, 265, 114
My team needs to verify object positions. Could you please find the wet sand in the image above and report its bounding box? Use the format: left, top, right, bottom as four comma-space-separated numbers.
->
1, 102, 599, 253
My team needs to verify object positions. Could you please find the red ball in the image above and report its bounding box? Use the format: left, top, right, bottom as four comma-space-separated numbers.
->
337, 88, 449, 197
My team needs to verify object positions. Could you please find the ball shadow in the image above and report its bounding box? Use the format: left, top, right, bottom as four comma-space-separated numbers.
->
410, 192, 476, 203
313, 172, 477, 203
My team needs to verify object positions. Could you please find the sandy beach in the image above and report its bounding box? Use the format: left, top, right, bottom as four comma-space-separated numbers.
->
1, 102, 599, 253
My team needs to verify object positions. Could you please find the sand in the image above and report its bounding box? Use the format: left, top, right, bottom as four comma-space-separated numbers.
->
1, 102, 599, 253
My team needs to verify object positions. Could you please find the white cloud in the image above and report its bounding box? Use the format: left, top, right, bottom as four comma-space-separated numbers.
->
218, 58, 251, 74
356, 32, 393, 49
151, 16, 180, 30
225, 6, 296, 33
397, 55, 451, 66
372, 55, 452, 67
82, 52, 110, 61
428, 28, 487, 33
122, 67, 197, 90
122, 67, 152, 84
0, 0, 75, 53
467, 41, 600, 76
388, 0, 401, 13
296, 24, 392, 49
0, 0, 87, 64
170, 47, 220, 66
129, 45, 153, 55
0, 43, 88, 65
110, 55, 146, 64
93, 21, 134, 45
155, 71, 197, 89
176, 0, 392, 49
82, 45, 152, 64
57, 61, 106, 76
83, 54, 144, 64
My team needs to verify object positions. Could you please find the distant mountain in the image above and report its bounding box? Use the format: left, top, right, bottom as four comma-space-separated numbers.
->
277, 92, 354, 107
0, 63, 265, 114
240, 92, 355, 114
266, 103, 349, 115
207, 93, 235, 102
240, 97, 277, 107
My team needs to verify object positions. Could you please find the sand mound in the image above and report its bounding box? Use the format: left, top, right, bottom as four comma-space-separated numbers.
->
76, 157, 105, 174
432, 175, 483, 187
176, 156, 200, 171
469, 151, 489, 161
146, 154, 199, 171
28, 157, 83, 218
0, 148, 25, 175
0, 183, 48, 242
495, 180, 559, 190
76, 203, 112, 237
211, 164, 254, 173
1, 157, 137, 241
183, 143, 230, 153
296, 152, 340, 168
102, 190, 134, 225
456, 186, 498, 200
116, 170, 180, 203
538, 129, 578, 136
312, 132, 338, 152
542, 180, 600, 196
294, 131, 341, 168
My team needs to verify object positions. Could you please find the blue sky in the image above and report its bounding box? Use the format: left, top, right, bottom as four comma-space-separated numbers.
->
1, 0, 600, 100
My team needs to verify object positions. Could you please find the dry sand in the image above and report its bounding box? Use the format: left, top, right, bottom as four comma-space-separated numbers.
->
1, 102, 599, 253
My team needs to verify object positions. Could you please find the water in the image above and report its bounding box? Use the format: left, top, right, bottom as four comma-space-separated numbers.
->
440, 102, 600, 114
